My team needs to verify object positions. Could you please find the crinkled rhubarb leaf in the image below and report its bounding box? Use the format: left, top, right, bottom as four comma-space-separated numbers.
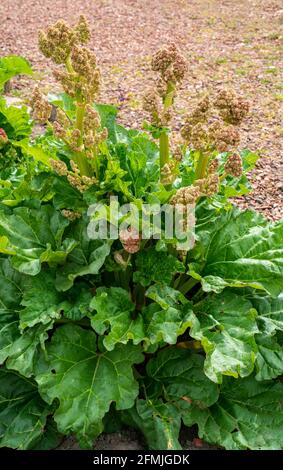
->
55, 218, 112, 291
147, 348, 219, 407
19, 272, 64, 328
5, 323, 53, 377
36, 324, 143, 447
251, 294, 283, 335
183, 376, 283, 450
90, 285, 193, 350
124, 399, 182, 450
90, 287, 144, 351
190, 208, 283, 297
142, 302, 193, 346
0, 205, 73, 275
0, 56, 33, 89
254, 335, 283, 381
0, 369, 51, 449
190, 291, 258, 383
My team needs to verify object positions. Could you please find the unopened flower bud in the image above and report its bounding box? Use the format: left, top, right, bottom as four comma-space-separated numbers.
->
53, 121, 66, 139
143, 89, 162, 126
119, 227, 141, 254
30, 86, 52, 123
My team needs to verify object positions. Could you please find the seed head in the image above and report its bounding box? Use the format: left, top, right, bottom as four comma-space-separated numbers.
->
213, 124, 240, 153
171, 186, 200, 205
214, 88, 249, 125
190, 123, 209, 150
143, 89, 162, 126
30, 86, 52, 123
49, 158, 68, 176
208, 158, 219, 174
74, 15, 91, 44
61, 209, 81, 221
38, 20, 76, 64
224, 152, 243, 177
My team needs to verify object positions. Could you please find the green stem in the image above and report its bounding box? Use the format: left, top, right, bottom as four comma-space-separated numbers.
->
72, 103, 92, 176
195, 151, 209, 180
164, 81, 175, 109
159, 131, 169, 169
179, 277, 199, 295
65, 55, 74, 74
65, 54, 91, 177
159, 81, 175, 181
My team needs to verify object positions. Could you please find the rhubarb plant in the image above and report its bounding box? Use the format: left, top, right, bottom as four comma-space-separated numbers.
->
0, 17, 282, 451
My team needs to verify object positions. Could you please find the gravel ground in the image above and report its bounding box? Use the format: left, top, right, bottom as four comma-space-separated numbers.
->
1, 0, 282, 450
0, 0, 282, 219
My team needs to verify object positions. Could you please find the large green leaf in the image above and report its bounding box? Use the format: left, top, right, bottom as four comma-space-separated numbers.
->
0, 311, 19, 364
191, 291, 258, 383
124, 399, 182, 450
36, 324, 144, 447
90, 285, 194, 351
0, 258, 23, 314
142, 302, 193, 346
13, 140, 57, 165
190, 208, 283, 297
147, 348, 219, 407
248, 293, 283, 380
146, 284, 188, 309
6, 322, 54, 378
118, 133, 159, 197
19, 271, 64, 329
0, 205, 74, 275
183, 376, 283, 450
251, 294, 283, 335
0, 369, 50, 449
0, 98, 31, 139
55, 217, 112, 291
55, 240, 112, 291
90, 287, 144, 351
0, 56, 33, 89
94, 103, 118, 143
254, 335, 283, 381
134, 247, 185, 287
